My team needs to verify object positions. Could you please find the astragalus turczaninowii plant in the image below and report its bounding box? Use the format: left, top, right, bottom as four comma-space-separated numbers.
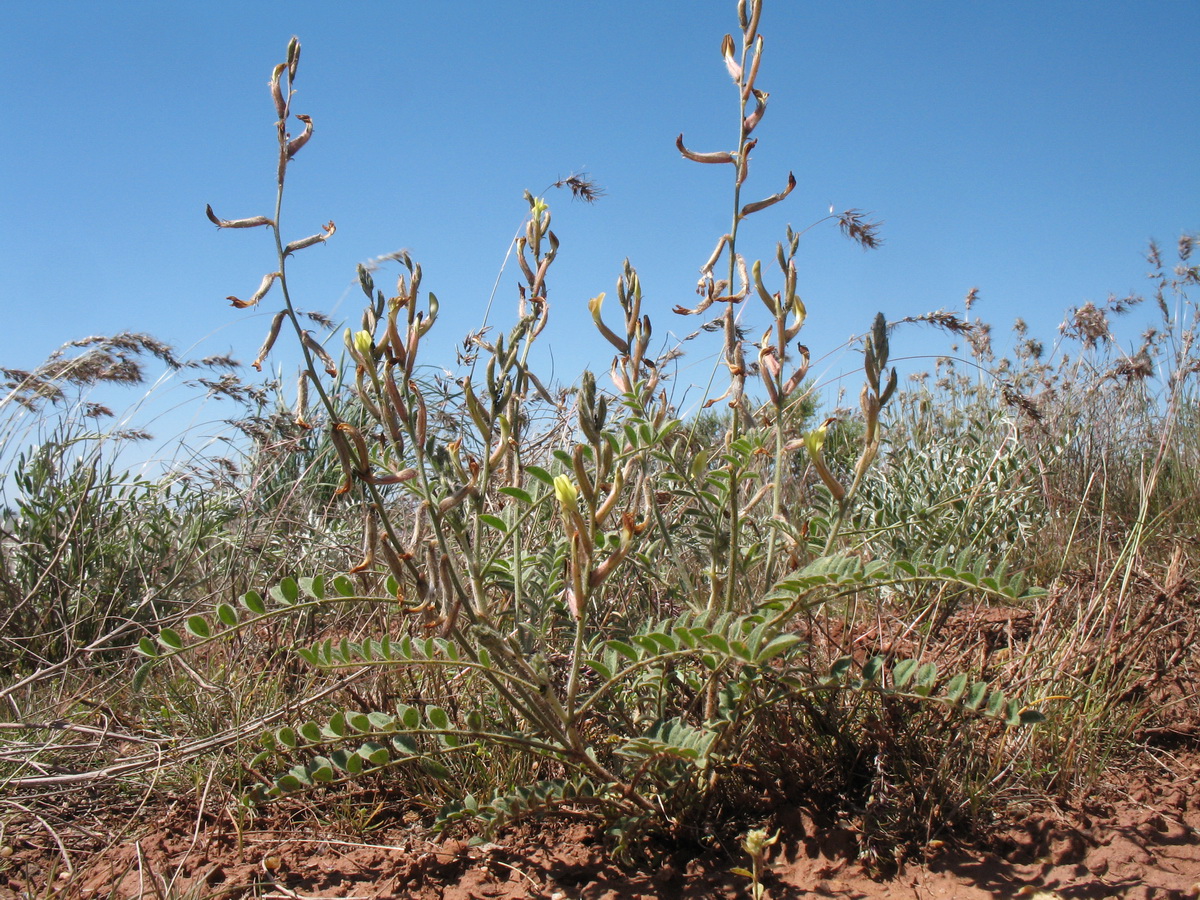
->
133, 0, 1049, 861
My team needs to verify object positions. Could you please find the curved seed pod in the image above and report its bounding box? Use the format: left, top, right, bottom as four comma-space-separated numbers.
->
741, 34, 763, 100
284, 220, 335, 255
593, 466, 624, 527
377, 532, 408, 585
736, 138, 756, 187
740, 171, 796, 218
782, 344, 811, 396
805, 421, 846, 502
487, 415, 511, 469
329, 426, 357, 495
286, 114, 313, 159
383, 362, 409, 422
348, 511, 378, 574
676, 134, 735, 164
437, 484, 471, 513
744, 4, 762, 49
251, 310, 287, 371
229, 271, 281, 309
588, 294, 631, 355
760, 356, 780, 406
336, 423, 371, 475
418, 293, 439, 336
300, 330, 337, 376
270, 64, 288, 119
880, 367, 898, 406
530, 256, 552, 300
366, 468, 418, 486
206, 205, 272, 229
461, 378, 491, 434
353, 367, 383, 425
530, 295, 550, 339
743, 89, 767, 134
571, 445, 596, 507
610, 358, 630, 394
752, 260, 778, 315
294, 369, 311, 429
410, 380, 427, 447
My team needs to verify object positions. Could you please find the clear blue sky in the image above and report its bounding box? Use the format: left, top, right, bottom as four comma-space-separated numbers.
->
2, 2, 1197, 451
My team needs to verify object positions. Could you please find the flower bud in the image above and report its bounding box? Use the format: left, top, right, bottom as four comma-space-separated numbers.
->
554, 474, 578, 509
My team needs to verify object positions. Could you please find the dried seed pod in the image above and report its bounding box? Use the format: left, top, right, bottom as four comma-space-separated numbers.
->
739, 171, 796, 218
206, 205, 273, 229
285, 114, 313, 159
294, 369, 311, 428
251, 310, 287, 371
270, 63, 287, 119
676, 134, 735, 164
229, 271, 280, 309
284, 220, 335, 255
300, 329, 337, 376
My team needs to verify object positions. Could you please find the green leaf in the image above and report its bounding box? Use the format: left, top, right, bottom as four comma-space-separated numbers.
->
216, 603, 239, 628
1019, 708, 1047, 726
700, 633, 730, 655
829, 657, 854, 680
524, 465, 554, 486
272, 577, 300, 606
498, 486, 534, 504
367, 711, 395, 730
585, 658, 612, 680
333, 575, 355, 596
914, 662, 938, 695
944, 673, 968, 704
1004, 699, 1023, 727
299, 721, 321, 743
331, 749, 363, 774
184, 616, 211, 640
986, 690, 1006, 717
423, 759, 452, 779
478, 514, 509, 533
310, 757, 335, 783
347, 712, 372, 733
359, 741, 390, 766
756, 633, 802, 664
862, 655, 885, 682
276, 727, 298, 748
158, 628, 184, 650
964, 681, 989, 710
607, 640, 639, 662
132, 660, 153, 691
399, 704, 420, 729
295, 646, 319, 667
392, 735, 418, 756
249, 750, 273, 769
427, 706, 450, 730
299, 576, 325, 599
275, 774, 305, 792
136, 636, 158, 658
892, 658, 918, 689
241, 590, 267, 615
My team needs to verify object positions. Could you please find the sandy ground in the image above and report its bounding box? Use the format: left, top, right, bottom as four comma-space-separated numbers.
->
4, 749, 1199, 900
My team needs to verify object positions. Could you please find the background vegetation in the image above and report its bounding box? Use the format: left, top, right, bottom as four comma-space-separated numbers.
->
2, 2, 1197, 892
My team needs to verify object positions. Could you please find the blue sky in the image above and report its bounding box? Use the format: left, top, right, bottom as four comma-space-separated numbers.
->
1, 2, 1197, 456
